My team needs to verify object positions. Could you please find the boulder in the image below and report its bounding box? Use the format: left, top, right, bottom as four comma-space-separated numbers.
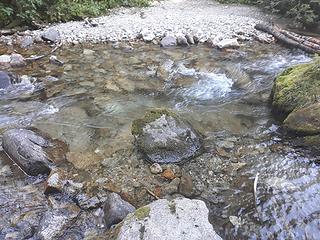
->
185, 34, 195, 45
115, 198, 222, 240
37, 200, 80, 240
20, 36, 34, 48
284, 102, 320, 135
271, 58, 320, 118
131, 109, 202, 164
217, 38, 240, 49
160, 36, 177, 48
177, 36, 189, 46
0, 54, 11, 68
104, 192, 136, 228
10, 53, 26, 67
41, 29, 60, 43
0, 71, 12, 89
2, 128, 68, 176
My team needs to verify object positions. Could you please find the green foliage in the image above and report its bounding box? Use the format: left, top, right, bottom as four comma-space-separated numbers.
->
217, 0, 320, 28
0, 0, 150, 28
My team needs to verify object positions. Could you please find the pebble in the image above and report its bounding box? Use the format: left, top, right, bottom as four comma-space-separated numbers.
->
150, 163, 163, 174
162, 168, 176, 180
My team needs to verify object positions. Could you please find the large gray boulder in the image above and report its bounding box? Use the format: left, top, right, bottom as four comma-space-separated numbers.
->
115, 198, 222, 240
131, 109, 202, 164
0, 71, 12, 89
41, 29, 60, 43
104, 192, 136, 228
2, 128, 67, 176
160, 36, 177, 47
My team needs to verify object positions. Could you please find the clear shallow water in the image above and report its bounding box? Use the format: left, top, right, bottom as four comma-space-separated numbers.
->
0, 42, 319, 239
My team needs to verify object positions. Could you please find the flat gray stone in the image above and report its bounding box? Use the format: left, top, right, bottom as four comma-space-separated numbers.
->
116, 198, 223, 240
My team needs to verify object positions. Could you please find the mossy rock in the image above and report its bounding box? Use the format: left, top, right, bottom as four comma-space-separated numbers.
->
131, 109, 203, 164
284, 102, 320, 135
132, 109, 178, 136
134, 206, 151, 220
271, 58, 320, 118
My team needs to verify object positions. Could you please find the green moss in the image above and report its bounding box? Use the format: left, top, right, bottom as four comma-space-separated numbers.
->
134, 206, 151, 220
272, 57, 320, 117
131, 109, 178, 136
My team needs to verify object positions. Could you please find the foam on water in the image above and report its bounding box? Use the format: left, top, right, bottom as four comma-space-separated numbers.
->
174, 72, 233, 102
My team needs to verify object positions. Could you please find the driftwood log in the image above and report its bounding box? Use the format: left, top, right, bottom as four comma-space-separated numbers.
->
255, 23, 320, 54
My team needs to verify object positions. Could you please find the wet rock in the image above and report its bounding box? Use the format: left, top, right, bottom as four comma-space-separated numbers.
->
115, 198, 222, 240
162, 168, 176, 180
83, 49, 95, 55
20, 36, 33, 48
160, 36, 177, 47
10, 53, 26, 68
44, 168, 67, 194
217, 38, 240, 49
0, 55, 11, 68
271, 58, 320, 118
76, 194, 101, 210
49, 55, 64, 66
150, 163, 163, 174
41, 29, 60, 43
177, 36, 189, 46
2, 128, 68, 176
225, 64, 251, 89
103, 192, 136, 228
162, 177, 180, 195
284, 102, 320, 135
179, 174, 194, 197
131, 109, 203, 164
185, 34, 195, 45
0, 71, 12, 89
156, 59, 174, 81
37, 200, 80, 240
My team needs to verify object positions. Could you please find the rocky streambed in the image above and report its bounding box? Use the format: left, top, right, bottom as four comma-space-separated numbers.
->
0, 36, 319, 240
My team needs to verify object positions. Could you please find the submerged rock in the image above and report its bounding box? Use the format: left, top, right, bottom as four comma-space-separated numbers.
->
114, 198, 222, 240
2, 128, 68, 176
104, 192, 136, 228
271, 58, 320, 118
131, 109, 202, 164
284, 102, 320, 135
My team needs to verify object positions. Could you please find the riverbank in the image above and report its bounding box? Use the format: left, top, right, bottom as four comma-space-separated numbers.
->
1, 0, 273, 46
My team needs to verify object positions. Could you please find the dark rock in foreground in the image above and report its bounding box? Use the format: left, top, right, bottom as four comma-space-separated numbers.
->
104, 192, 136, 228
132, 109, 202, 164
2, 128, 68, 176
0, 71, 12, 89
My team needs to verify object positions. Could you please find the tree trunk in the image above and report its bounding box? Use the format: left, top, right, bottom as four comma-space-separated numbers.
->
255, 23, 320, 54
